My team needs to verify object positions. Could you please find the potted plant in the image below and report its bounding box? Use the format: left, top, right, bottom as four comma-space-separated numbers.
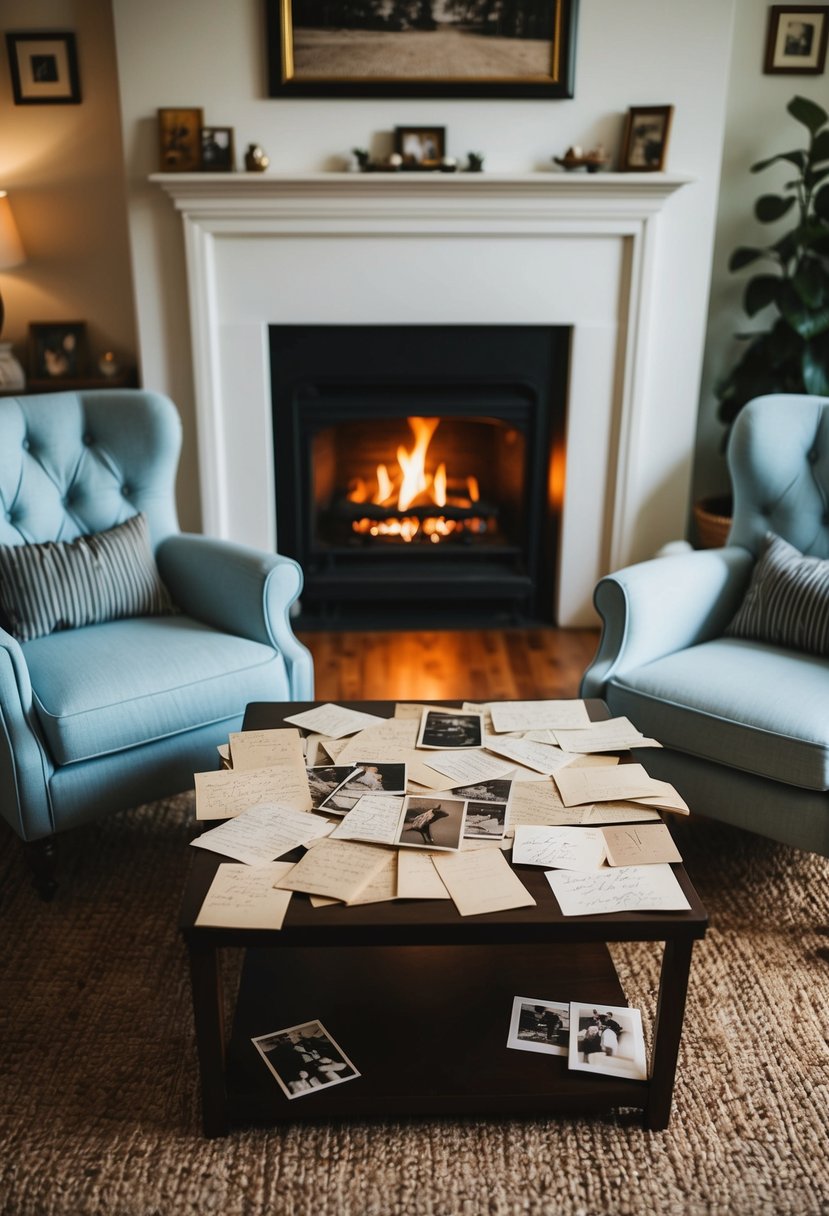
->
696, 95, 829, 546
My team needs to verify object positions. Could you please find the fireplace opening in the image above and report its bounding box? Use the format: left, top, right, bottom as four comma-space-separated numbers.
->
271, 325, 569, 627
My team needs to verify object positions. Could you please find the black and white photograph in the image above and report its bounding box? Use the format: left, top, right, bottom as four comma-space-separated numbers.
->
568, 1003, 647, 1081
417, 709, 483, 750
764, 5, 829, 73
319, 762, 407, 814
266, 0, 578, 98
306, 765, 362, 810
450, 777, 513, 803
200, 126, 235, 171
507, 995, 570, 1056
619, 105, 673, 172
252, 1019, 360, 1100
28, 321, 87, 380
463, 800, 509, 839
396, 795, 467, 851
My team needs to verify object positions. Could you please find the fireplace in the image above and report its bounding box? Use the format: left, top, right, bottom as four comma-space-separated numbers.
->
271, 325, 568, 625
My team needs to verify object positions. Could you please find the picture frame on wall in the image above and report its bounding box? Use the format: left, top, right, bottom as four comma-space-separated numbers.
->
764, 5, 829, 73
29, 322, 87, 381
394, 126, 446, 169
265, 0, 579, 99
157, 108, 204, 172
5, 32, 81, 105
200, 127, 235, 171
619, 105, 674, 172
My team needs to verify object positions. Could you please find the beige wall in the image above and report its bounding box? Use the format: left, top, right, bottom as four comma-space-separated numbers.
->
0, 0, 137, 384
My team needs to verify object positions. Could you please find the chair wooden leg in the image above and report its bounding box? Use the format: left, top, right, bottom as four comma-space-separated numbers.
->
24, 837, 58, 901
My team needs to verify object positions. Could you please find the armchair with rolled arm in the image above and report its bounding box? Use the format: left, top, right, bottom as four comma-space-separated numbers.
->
0, 389, 313, 895
581, 394, 829, 857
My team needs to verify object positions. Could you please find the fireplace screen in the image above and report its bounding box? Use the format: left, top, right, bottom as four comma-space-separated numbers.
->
271, 325, 568, 626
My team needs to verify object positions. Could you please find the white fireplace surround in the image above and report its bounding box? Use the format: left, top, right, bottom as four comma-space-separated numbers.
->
154, 171, 692, 626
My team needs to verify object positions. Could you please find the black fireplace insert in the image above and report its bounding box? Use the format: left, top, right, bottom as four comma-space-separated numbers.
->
271, 325, 569, 627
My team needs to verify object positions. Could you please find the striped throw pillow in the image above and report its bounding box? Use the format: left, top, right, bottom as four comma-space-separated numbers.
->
0, 513, 175, 643
726, 532, 829, 657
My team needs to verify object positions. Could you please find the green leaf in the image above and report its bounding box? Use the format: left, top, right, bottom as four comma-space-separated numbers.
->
779, 281, 829, 338
788, 95, 829, 134
792, 259, 827, 307
811, 129, 829, 164
751, 150, 806, 173
815, 182, 829, 220
804, 166, 829, 190
755, 194, 796, 222
771, 231, 799, 262
744, 275, 782, 316
802, 339, 829, 394
728, 246, 765, 271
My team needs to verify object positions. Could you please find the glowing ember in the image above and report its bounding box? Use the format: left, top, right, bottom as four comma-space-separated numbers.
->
345, 416, 493, 543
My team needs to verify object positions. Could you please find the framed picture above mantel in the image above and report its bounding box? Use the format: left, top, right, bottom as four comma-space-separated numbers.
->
265, 0, 578, 98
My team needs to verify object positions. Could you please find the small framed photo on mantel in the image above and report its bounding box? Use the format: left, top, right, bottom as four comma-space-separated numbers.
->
619, 105, 673, 172
764, 5, 829, 73
157, 107, 203, 172
395, 126, 446, 169
200, 126, 235, 171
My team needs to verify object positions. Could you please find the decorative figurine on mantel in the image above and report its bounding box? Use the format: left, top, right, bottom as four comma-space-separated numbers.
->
553, 144, 609, 173
466, 151, 485, 172
244, 143, 269, 172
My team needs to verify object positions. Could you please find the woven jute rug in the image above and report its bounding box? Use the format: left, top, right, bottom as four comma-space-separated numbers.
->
1, 797, 828, 1216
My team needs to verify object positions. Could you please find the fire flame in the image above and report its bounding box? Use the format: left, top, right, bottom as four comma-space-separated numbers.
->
346, 416, 490, 543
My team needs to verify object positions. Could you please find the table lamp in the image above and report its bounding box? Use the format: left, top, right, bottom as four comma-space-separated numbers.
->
0, 191, 27, 391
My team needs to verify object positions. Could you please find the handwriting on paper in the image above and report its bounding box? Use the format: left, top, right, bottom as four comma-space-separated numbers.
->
602, 822, 682, 867
512, 825, 607, 871
194, 763, 311, 820
347, 849, 399, 906
195, 861, 295, 928
552, 763, 664, 807
336, 719, 419, 764
190, 803, 332, 867
228, 728, 305, 771
432, 848, 536, 917
330, 795, 405, 845
275, 838, 392, 902
489, 700, 591, 733
545, 864, 691, 916
552, 717, 662, 753
283, 703, 388, 739
421, 749, 514, 785
485, 735, 576, 776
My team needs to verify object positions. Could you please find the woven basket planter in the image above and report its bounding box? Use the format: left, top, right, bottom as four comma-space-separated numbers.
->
693, 495, 733, 549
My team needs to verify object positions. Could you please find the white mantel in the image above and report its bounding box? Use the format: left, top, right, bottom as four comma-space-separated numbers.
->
153, 170, 693, 626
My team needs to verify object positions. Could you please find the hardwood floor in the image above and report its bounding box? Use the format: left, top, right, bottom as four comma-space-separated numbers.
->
297, 628, 600, 702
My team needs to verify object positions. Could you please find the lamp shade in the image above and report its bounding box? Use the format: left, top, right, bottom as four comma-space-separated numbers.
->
0, 192, 25, 271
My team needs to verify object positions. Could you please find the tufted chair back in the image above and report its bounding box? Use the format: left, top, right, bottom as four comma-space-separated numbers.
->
727, 393, 829, 560
0, 390, 181, 550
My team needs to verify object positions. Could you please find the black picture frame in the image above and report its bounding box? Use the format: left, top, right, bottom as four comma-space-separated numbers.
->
5, 31, 81, 105
265, 0, 578, 98
28, 322, 87, 380
764, 5, 829, 73
395, 126, 446, 168
619, 105, 674, 173
200, 126, 236, 172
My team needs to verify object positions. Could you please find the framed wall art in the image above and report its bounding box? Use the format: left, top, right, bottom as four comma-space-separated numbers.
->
619, 105, 674, 172
764, 5, 829, 73
395, 126, 446, 168
265, 0, 578, 98
5, 32, 81, 105
157, 108, 203, 172
200, 127, 235, 171
29, 322, 87, 380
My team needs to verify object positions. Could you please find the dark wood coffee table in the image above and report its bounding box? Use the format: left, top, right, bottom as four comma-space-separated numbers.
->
180, 700, 707, 1137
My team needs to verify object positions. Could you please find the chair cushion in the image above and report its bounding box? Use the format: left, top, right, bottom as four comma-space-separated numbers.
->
607, 637, 829, 791
726, 532, 829, 657
24, 615, 290, 765
0, 513, 174, 642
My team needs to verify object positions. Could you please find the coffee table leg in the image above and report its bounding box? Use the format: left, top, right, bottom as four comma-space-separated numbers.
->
188, 940, 228, 1137
647, 937, 694, 1130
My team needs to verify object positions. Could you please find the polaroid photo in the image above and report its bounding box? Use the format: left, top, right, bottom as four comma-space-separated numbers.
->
396, 795, 467, 851
307, 765, 362, 811
347, 762, 407, 794
568, 1003, 647, 1081
417, 709, 484, 750
252, 1019, 359, 1100
507, 996, 570, 1057
463, 800, 509, 840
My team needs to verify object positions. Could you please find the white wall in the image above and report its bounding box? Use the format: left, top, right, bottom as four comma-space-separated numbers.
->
694, 0, 829, 504
112, 0, 736, 542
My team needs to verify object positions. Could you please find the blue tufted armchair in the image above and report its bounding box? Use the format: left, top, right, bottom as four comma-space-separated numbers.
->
0, 389, 313, 895
581, 394, 829, 857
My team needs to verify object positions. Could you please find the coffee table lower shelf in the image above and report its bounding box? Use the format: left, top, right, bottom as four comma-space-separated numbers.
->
223, 941, 649, 1126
